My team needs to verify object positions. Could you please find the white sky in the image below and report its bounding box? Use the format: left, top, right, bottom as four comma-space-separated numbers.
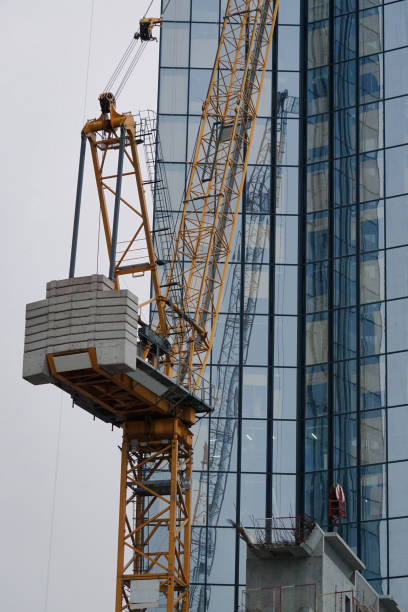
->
0, 1, 161, 610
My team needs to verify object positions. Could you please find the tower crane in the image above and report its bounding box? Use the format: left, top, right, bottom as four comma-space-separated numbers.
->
22, 1, 280, 611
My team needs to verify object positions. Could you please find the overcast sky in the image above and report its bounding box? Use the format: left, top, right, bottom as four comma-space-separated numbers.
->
0, 1, 161, 610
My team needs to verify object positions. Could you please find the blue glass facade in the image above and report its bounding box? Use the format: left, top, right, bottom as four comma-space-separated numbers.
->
300, 0, 408, 606
155, 0, 408, 609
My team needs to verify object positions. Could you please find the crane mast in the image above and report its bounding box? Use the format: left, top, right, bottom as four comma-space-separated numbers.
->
22, 2, 280, 611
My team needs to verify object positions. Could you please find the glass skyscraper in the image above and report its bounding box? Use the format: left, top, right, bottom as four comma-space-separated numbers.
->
154, 0, 408, 609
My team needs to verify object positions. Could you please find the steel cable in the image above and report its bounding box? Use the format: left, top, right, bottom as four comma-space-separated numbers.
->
115, 42, 147, 99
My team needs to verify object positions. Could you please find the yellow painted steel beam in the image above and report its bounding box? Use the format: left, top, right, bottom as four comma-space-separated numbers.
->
83, 101, 167, 336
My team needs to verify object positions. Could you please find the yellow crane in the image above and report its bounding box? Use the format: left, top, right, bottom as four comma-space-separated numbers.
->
23, 1, 279, 610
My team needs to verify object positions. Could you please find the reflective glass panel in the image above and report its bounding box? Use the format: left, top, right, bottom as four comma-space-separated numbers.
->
274, 368, 297, 419
159, 69, 188, 114
190, 23, 218, 68
360, 200, 384, 253
306, 312, 328, 365
361, 464, 386, 520
361, 409, 386, 465
160, 22, 190, 67
334, 359, 357, 413
388, 405, 408, 461
388, 351, 408, 406
306, 364, 328, 417
360, 302, 385, 357
360, 355, 386, 410
305, 417, 328, 471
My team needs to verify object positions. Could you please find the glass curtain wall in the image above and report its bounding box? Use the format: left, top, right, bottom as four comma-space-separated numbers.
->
299, 0, 408, 606
156, 1, 300, 609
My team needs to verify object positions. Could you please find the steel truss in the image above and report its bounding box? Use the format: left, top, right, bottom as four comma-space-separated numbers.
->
116, 419, 193, 612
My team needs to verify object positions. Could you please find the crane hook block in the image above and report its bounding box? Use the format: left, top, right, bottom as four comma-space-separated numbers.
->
99, 91, 116, 114
135, 17, 162, 42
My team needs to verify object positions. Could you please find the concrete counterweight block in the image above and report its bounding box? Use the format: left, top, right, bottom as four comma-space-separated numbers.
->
23, 275, 139, 385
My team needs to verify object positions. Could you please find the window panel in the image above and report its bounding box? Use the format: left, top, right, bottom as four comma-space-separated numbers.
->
335, 156, 357, 206
359, 7, 383, 57
276, 167, 299, 214
159, 68, 188, 114
190, 23, 218, 68
360, 54, 383, 104
361, 409, 386, 465
334, 359, 357, 413
334, 308, 357, 360
385, 145, 408, 198
361, 464, 386, 520
386, 195, 408, 248
360, 355, 386, 410
384, 0, 408, 51
279, 26, 300, 70
334, 256, 357, 307
385, 96, 408, 148
306, 312, 328, 365
360, 302, 385, 357
308, 67, 329, 115
335, 14, 356, 62
360, 151, 384, 203
307, 114, 329, 162
272, 475, 296, 517
242, 367, 267, 419
306, 261, 328, 313
334, 108, 356, 157
361, 521, 388, 582
388, 406, 408, 461
273, 421, 297, 473
191, 0, 219, 21
189, 69, 211, 114
306, 211, 329, 261
359, 102, 383, 153
208, 528, 236, 583
306, 364, 328, 417
360, 200, 384, 253
305, 418, 328, 471
388, 351, 408, 407
385, 47, 408, 99
162, 0, 190, 20
335, 205, 357, 256
242, 420, 267, 472
160, 22, 190, 67
275, 316, 298, 366
274, 367, 297, 419
389, 518, 408, 575
276, 215, 298, 264
308, 20, 329, 68
307, 162, 329, 212
360, 251, 384, 305
386, 246, 408, 299
304, 472, 328, 528
158, 115, 187, 162
334, 413, 357, 468
334, 60, 356, 109
275, 265, 298, 315
388, 299, 408, 353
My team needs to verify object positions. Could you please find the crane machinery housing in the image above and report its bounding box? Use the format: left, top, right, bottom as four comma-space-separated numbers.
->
22, 1, 280, 610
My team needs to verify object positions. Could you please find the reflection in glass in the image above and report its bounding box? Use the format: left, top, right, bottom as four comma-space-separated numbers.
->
306, 211, 329, 261
361, 464, 386, 520
359, 102, 383, 153
308, 21, 329, 68
334, 360, 357, 413
335, 60, 356, 109
334, 309, 357, 360
307, 162, 329, 211
307, 114, 329, 162
360, 151, 383, 203
360, 200, 384, 252
159, 69, 188, 114
305, 418, 328, 471
306, 365, 328, 418
360, 302, 385, 357
306, 261, 328, 313
334, 413, 357, 468
306, 312, 328, 365
360, 356, 385, 410
388, 352, 408, 407
308, 67, 329, 115
361, 410, 385, 465
335, 205, 356, 256
334, 108, 356, 157
360, 251, 384, 304
190, 23, 218, 68
334, 256, 357, 307
359, 7, 383, 57
388, 406, 408, 462
335, 156, 357, 206
386, 246, 408, 300
335, 14, 356, 62
304, 472, 328, 527
360, 54, 382, 103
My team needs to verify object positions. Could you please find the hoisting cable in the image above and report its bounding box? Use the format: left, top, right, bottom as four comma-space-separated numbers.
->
103, 37, 137, 93
115, 42, 148, 99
